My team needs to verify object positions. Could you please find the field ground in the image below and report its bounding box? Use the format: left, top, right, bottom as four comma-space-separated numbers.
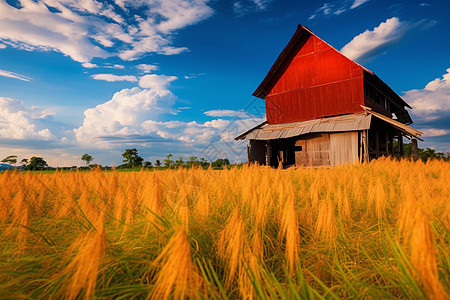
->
0, 158, 449, 299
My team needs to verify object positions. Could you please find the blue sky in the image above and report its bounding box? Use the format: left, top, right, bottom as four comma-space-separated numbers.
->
0, 0, 449, 167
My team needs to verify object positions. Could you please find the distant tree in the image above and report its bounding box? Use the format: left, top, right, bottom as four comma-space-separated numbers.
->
401, 143, 448, 162
122, 148, 144, 168
20, 158, 28, 167
199, 157, 208, 168
155, 160, 161, 167
28, 156, 48, 170
144, 161, 152, 168
175, 156, 184, 167
1, 155, 17, 165
186, 156, 199, 168
212, 158, 230, 169
164, 154, 174, 168
81, 153, 94, 166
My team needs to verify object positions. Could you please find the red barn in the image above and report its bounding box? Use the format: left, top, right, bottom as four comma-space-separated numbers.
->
236, 25, 422, 167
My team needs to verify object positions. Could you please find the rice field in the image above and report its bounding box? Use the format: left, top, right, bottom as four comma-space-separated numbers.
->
0, 158, 449, 299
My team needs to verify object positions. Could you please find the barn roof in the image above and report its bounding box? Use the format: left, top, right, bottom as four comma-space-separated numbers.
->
252, 24, 412, 110
235, 111, 422, 141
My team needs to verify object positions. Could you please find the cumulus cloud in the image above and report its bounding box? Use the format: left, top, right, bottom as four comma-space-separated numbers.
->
0, 97, 57, 141
0, 0, 214, 64
340, 17, 435, 63
139, 74, 178, 91
74, 77, 263, 162
91, 74, 138, 82
402, 68, 450, 152
0, 69, 32, 82
74, 86, 177, 145
403, 68, 450, 122
137, 64, 159, 73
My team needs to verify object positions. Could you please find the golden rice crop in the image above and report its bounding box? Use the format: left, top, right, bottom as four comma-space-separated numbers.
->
0, 158, 449, 299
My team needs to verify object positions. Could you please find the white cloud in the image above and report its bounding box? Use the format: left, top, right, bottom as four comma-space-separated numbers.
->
0, 97, 56, 140
74, 77, 263, 162
0, 69, 32, 82
91, 74, 138, 82
74, 86, 176, 145
420, 128, 449, 137
82, 62, 99, 69
233, 0, 272, 16
340, 17, 434, 63
0, 0, 214, 64
403, 68, 450, 122
204, 109, 250, 118
309, 2, 349, 19
139, 74, 178, 91
0, 44, 6, 49
137, 64, 159, 73
350, 0, 370, 9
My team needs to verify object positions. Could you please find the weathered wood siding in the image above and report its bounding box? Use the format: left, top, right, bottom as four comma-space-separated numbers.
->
330, 132, 359, 165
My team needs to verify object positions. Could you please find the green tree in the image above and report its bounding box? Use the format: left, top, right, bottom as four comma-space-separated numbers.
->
144, 161, 152, 168
186, 156, 199, 168
28, 157, 48, 170
20, 158, 28, 167
122, 148, 143, 168
175, 156, 184, 167
1, 155, 17, 165
199, 157, 208, 168
155, 160, 161, 167
81, 153, 94, 166
164, 154, 174, 168
212, 158, 230, 169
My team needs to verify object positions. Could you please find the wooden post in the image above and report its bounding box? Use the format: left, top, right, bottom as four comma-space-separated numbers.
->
364, 130, 369, 163
375, 130, 380, 158
361, 130, 369, 163
266, 141, 271, 167
246, 144, 250, 164
385, 132, 389, 156
400, 135, 404, 157
359, 131, 363, 163
412, 138, 419, 161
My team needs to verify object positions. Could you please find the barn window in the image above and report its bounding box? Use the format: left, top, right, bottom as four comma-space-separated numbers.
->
294, 146, 303, 151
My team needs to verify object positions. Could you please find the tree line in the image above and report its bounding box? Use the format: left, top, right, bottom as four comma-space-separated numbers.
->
2, 143, 447, 171
1, 149, 230, 171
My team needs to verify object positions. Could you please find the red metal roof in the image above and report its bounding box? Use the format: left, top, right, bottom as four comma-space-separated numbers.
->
253, 25, 413, 125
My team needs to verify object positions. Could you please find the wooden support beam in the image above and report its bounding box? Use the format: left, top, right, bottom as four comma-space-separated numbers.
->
400, 135, 404, 157
359, 131, 363, 163
266, 141, 271, 166
362, 130, 369, 163
412, 138, 419, 161
375, 130, 380, 158
246, 144, 250, 164
385, 132, 389, 156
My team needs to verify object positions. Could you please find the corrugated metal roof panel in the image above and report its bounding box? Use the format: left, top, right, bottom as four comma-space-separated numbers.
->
238, 113, 373, 140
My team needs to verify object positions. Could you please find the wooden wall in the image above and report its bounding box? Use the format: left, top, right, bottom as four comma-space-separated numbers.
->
330, 132, 359, 165
295, 133, 331, 167
294, 132, 359, 167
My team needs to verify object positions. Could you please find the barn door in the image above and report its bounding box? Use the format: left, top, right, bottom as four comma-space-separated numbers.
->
294, 140, 307, 166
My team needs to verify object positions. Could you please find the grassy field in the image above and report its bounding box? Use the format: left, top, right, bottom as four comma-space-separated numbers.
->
0, 158, 449, 299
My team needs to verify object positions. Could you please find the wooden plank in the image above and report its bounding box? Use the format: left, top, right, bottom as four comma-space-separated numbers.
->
375, 130, 380, 158
295, 139, 307, 166
330, 132, 359, 166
